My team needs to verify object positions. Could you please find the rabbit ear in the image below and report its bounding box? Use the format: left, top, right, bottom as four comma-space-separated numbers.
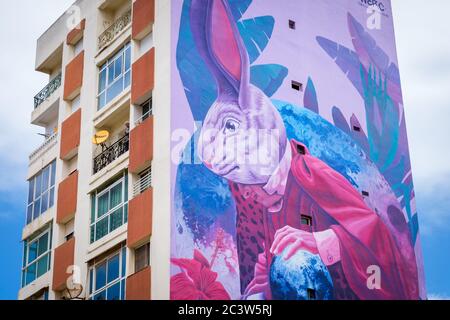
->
190, 0, 250, 106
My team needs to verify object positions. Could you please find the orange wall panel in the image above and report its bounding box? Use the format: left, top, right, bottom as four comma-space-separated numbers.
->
129, 115, 153, 174
131, 48, 154, 105
60, 109, 81, 160
52, 238, 75, 292
56, 171, 78, 224
132, 0, 155, 40
66, 19, 85, 45
63, 51, 84, 101
126, 266, 151, 300
127, 187, 153, 248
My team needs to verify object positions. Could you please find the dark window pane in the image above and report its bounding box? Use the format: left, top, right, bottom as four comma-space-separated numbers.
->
108, 62, 115, 85
107, 282, 121, 300
50, 161, 56, 187
99, 68, 107, 93
95, 262, 107, 291
124, 70, 131, 89
28, 241, 38, 263
25, 264, 37, 286
109, 183, 122, 209
36, 254, 49, 277
33, 198, 41, 218
109, 207, 123, 232
120, 279, 125, 300
106, 77, 123, 103
107, 254, 120, 283
90, 225, 95, 243
135, 243, 150, 272
98, 92, 106, 110
42, 166, 50, 192
49, 187, 55, 208
26, 205, 33, 225
97, 193, 109, 218
124, 46, 131, 71
28, 180, 35, 204
115, 57, 123, 78
35, 174, 42, 198
37, 232, 49, 256
95, 217, 109, 241
121, 247, 126, 277
41, 192, 49, 214
89, 269, 93, 295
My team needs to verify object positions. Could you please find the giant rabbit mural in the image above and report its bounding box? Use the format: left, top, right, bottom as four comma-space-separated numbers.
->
170, 0, 425, 300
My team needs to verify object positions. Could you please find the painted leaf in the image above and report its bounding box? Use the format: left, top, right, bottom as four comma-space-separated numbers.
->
332, 106, 350, 135
228, 0, 252, 21
238, 16, 275, 63
316, 36, 364, 97
250, 64, 288, 97
303, 77, 319, 113
347, 13, 402, 103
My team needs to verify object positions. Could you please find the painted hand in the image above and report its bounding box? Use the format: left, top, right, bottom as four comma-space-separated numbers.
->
270, 225, 319, 260
243, 247, 270, 300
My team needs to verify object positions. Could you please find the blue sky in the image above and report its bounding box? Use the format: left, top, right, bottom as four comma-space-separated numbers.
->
0, 0, 449, 300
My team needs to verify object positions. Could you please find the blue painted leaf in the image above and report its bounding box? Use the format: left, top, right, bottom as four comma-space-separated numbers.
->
176, 0, 218, 121
316, 36, 364, 98
228, 0, 252, 21
347, 14, 402, 104
303, 77, 318, 113
238, 16, 275, 63
332, 106, 350, 135
250, 64, 288, 97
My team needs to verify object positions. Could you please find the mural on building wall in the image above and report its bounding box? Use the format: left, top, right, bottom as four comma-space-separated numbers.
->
170, 0, 425, 300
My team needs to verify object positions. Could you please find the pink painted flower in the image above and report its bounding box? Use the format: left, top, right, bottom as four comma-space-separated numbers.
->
170, 250, 231, 300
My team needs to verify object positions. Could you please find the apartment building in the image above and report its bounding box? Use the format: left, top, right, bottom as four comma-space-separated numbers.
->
20, 0, 425, 301
20, 0, 169, 300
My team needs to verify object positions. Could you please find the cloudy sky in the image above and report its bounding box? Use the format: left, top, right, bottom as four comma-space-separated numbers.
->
0, 0, 449, 299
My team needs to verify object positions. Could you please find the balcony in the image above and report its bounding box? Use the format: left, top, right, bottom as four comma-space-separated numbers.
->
34, 74, 62, 109
31, 75, 61, 127
29, 132, 58, 165
93, 134, 129, 174
133, 168, 152, 197
98, 9, 132, 52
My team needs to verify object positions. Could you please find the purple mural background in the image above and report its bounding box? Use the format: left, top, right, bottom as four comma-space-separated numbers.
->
170, 0, 426, 300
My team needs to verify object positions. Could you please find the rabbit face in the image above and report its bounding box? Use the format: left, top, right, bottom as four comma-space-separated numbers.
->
190, 0, 287, 184
198, 85, 287, 185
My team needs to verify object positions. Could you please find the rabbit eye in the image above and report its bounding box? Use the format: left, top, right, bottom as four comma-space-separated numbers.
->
223, 119, 239, 134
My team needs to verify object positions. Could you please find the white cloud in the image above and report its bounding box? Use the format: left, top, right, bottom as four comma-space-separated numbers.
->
0, 0, 74, 192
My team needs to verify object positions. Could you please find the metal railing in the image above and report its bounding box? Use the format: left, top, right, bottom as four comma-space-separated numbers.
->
29, 132, 58, 164
93, 134, 129, 174
133, 168, 152, 197
134, 109, 153, 127
34, 73, 62, 109
98, 9, 132, 51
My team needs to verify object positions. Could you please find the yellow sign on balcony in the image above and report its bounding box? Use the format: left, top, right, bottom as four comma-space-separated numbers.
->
92, 130, 110, 145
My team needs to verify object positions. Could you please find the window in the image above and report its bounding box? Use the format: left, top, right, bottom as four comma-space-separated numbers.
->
26, 160, 56, 224
90, 173, 128, 243
97, 42, 131, 110
135, 242, 150, 273
307, 289, 316, 300
301, 215, 313, 227
141, 98, 153, 122
289, 19, 296, 29
21, 227, 52, 288
27, 289, 49, 300
291, 80, 303, 91
88, 246, 127, 300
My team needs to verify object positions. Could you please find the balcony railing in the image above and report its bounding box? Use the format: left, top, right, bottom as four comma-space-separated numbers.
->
98, 9, 132, 51
133, 168, 152, 197
34, 73, 62, 109
29, 132, 58, 164
93, 134, 129, 174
